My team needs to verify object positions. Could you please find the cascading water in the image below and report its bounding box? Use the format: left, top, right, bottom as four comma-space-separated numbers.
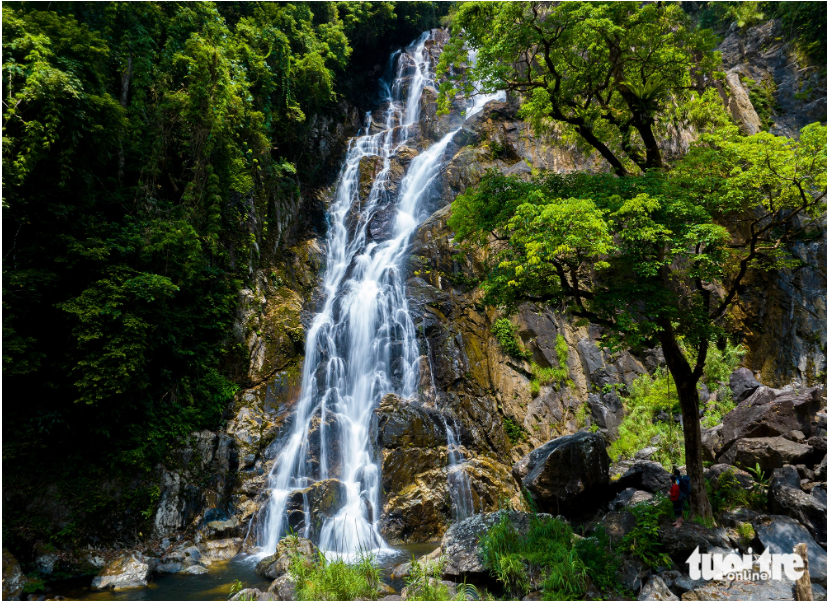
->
256, 30, 505, 559
444, 418, 474, 522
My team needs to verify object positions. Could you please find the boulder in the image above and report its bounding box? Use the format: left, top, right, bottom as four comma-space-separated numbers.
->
817, 455, 827, 481
682, 578, 795, 601
637, 575, 678, 601
609, 487, 654, 511
700, 425, 723, 462
2, 549, 27, 600
512, 432, 610, 514
284, 479, 348, 537
729, 367, 761, 403
268, 573, 297, 601
199, 538, 241, 563
719, 436, 814, 473
231, 589, 275, 601
588, 393, 625, 440
718, 507, 761, 529
441, 510, 551, 578
618, 556, 649, 593
753, 514, 827, 586
91, 550, 156, 590
256, 537, 317, 580
612, 460, 672, 495
600, 510, 638, 544
719, 387, 821, 456
812, 482, 827, 507
705, 464, 754, 492
155, 561, 183, 574
657, 522, 731, 563
769, 467, 826, 542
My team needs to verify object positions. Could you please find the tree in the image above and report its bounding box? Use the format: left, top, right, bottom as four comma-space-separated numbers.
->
437, 1, 722, 175
449, 124, 827, 520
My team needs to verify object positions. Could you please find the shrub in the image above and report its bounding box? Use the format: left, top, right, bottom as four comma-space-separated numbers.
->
607, 369, 685, 469
291, 551, 380, 601
707, 468, 767, 514
492, 318, 531, 360
620, 494, 673, 569
479, 513, 587, 600
503, 417, 526, 444
701, 385, 736, 428
573, 525, 621, 594
702, 342, 746, 392
404, 555, 453, 601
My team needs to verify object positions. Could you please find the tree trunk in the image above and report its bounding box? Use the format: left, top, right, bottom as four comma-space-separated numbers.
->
658, 328, 715, 523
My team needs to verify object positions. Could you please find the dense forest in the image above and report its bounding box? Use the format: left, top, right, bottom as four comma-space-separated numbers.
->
2, 0, 447, 549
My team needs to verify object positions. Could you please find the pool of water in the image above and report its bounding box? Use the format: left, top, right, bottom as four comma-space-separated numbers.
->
53, 543, 439, 600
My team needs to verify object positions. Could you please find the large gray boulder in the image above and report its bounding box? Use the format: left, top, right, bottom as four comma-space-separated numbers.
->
268, 573, 297, 601
769, 466, 827, 543
719, 436, 814, 473
255, 537, 317, 580
91, 550, 156, 590
512, 431, 609, 513
440, 510, 551, 578
2, 549, 27, 600
729, 367, 761, 403
753, 514, 827, 586
657, 522, 731, 563
719, 387, 821, 457
700, 424, 723, 462
612, 460, 673, 495
637, 575, 678, 601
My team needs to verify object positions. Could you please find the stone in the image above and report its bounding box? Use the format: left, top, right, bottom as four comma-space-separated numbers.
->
705, 464, 755, 492
231, 589, 270, 601
724, 71, 764, 136
441, 510, 551, 578
635, 447, 659, 460
816, 455, 827, 481
700, 425, 723, 463
814, 584, 827, 601
256, 537, 317, 579
657, 522, 731, 563
588, 393, 624, 440
182, 564, 208, 575
720, 436, 814, 473
682, 578, 795, 601
512, 432, 610, 514
637, 575, 678, 601
199, 538, 241, 563
718, 507, 761, 529
719, 387, 821, 457
268, 574, 297, 601
284, 479, 348, 538
91, 550, 156, 590
601, 510, 638, 544
812, 483, 826, 507
2, 549, 27, 601
618, 556, 648, 593
609, 488, 654, 511
33, 553, 58, 575
155, 561, 183, 574
769, 467, 826, 542
753, 515, 827, 586
729, 368, 762, 403
612, 460, 673, 495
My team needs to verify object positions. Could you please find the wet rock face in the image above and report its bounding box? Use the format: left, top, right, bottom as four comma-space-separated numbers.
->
374, 394, 518, 543
283, 480, 348, 540
512, 431, 610, 515
2, 548, 27, 600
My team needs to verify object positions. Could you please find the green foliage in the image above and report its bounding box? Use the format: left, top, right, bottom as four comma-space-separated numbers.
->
503, 416, 526, 445
701, 386, 736, 428
702, 342, 746, 392
765, 2, 826, 66
404, 555, 453, 601
529, 335, 572, 396
491, 318, 531, 360
291, 551, 380, 601
479, 513, 588, 601
439, 2, 723, 175
706, 468, 767, 514
736, 523, 756, 547
573, 525, 622, 594
608, 369, 686, 470
621, 495, 673, 569
0, 0, 443, 551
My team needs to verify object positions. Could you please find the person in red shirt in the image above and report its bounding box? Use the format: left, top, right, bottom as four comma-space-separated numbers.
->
670, 469, 684, 528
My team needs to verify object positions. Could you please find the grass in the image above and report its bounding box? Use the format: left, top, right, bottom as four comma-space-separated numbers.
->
290, 551, 381, 601
607, 368, 685, 470
479, 513, 592, 601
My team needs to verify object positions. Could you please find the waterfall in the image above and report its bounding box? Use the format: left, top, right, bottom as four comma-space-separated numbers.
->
444, 418, 475, 522
255, 29, 503, 559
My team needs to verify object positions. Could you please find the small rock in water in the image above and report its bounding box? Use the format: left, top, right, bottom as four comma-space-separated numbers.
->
91, 550, 156, 590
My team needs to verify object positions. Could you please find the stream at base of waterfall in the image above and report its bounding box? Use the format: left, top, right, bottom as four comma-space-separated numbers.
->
252, 30, 505, 560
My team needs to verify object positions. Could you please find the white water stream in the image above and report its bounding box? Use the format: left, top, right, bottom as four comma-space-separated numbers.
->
256, 31, 506, 559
